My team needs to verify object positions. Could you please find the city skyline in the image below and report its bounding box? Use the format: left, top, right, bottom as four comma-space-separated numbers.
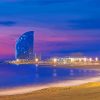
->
0, 0, 100, 59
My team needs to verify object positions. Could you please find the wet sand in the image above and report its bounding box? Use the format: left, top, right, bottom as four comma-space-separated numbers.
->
0, 64, 100, 99
0, 75, 100, 95
1, 82, 100, 100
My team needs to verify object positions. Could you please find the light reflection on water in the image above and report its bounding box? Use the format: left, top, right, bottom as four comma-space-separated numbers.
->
0, 63, 99, 89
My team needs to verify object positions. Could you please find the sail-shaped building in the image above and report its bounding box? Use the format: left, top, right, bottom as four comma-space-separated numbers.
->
15, 31, 34, 60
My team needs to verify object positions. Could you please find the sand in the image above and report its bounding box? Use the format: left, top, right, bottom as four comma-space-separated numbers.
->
1, 64, 100, 99
0, 75, 100, 96
0, 82, 100, 100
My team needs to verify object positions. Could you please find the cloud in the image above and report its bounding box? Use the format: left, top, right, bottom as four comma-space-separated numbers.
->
68, 19, 100, 30
0, 0, 18, 2
0, 0, 100, 31
0, 21, 16, 26
31, 18, 100, 30
16, 0, 74, 6
37, 0, 73, 5
35, 39, 100, 54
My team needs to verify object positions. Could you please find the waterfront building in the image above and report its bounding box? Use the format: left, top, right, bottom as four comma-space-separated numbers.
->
15, 31, 34, 60
50, 57, 99, 65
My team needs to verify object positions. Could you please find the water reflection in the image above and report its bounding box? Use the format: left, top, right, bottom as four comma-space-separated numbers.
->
70, 70, 74, 76
0, 63, 99, 89
35, 66, 39, 78
35, 73, 39, 78
53, 69, 57, 77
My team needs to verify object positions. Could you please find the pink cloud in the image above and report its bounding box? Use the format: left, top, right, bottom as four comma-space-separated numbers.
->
0, 26, 100, 58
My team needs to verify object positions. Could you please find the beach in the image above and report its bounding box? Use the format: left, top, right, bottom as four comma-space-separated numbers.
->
0, 75, 100, 100
0, 82, 100, 100
0, 63, 100, 99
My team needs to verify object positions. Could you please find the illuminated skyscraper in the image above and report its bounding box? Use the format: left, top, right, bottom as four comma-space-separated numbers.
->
16, 31, 34, 60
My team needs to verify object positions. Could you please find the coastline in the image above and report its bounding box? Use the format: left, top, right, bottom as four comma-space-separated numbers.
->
2, 82, 100, 100
7, 61, 100, 70
1, 63, 100, 100
0, 75, 100, 96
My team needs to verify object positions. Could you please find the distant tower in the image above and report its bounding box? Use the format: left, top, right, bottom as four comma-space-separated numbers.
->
15, 31, 34, 60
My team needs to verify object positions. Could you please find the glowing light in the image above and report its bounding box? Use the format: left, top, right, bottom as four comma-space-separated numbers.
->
63, 61, 66, 64
53, 58, 57, 63
79, 59, 82, 62
89, 58, 92, 62
35, 58, 39, 62
95, 57, 99, 62
84, 58, 87, 62
16, 59, 19, 62
70, 58, 74, 62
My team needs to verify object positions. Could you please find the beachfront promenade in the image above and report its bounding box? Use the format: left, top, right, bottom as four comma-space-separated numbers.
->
8, 59, 100, 68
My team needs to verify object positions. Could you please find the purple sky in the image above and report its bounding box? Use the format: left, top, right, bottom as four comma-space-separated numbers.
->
0, 0, 100, 59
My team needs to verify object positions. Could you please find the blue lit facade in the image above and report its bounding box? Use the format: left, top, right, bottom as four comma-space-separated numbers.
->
16, 31, 34, 60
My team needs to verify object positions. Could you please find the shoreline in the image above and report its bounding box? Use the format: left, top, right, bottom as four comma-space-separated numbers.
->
1, 75, 100, 96
1, 63, 100, 96
6, 62, 100, 69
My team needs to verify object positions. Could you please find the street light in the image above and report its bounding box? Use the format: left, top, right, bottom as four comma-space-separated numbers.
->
89, 58, 92, 62
35, 58, 39, 62
84, 58, 87, 62
53, 58, 57, 63
95, 57, 98, 62
16, 59, 19, 62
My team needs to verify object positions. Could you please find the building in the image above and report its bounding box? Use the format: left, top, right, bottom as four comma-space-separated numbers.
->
15, 31, 34, 60
50, 56, 98, 65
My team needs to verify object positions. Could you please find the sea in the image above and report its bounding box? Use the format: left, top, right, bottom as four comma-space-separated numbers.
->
0, 63, 99, 89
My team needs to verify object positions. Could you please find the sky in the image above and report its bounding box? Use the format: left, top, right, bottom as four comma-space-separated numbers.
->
0, 0, 100, 59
